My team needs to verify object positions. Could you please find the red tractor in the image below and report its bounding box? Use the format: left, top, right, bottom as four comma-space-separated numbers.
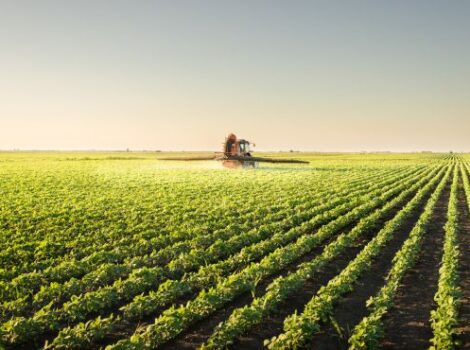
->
160, 133, 308, 168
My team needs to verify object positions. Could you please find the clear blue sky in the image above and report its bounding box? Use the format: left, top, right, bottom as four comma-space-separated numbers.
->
1, 0, 469, 151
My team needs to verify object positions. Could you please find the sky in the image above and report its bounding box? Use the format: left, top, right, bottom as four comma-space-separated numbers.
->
1, 0, 469, 152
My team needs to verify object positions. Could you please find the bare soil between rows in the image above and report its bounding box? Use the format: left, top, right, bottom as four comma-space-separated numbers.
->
377, 180, 450, 349
297, 176, 448, 350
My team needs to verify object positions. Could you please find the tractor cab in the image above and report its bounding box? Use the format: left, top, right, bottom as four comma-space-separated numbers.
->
237, 139, 252, 157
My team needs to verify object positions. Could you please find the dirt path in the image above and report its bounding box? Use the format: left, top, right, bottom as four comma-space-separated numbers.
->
456, 179, 470, 348
377, 181, 450, 350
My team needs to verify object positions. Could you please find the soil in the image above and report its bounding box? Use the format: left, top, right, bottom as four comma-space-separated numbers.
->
302, 180, 441, 350
377, 180, 450, 349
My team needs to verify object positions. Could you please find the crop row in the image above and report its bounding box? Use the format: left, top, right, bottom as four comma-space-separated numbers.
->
0, 166, 301, 250
199, 164, 446, 350
0, 166, 396, 303
0, 166, 410, 321
347, 162, 454, 349
264, 163, 451, 349
1, 165, 425, 346
429, 163, 461, 349
0, 176, 303, 280
45, 166, 441, 349
0, 170, 329, 281
101, 166, 442, 350
0, 181, 322, 304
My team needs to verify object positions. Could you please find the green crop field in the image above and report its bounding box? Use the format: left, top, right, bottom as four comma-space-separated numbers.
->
0, 152, 469, 350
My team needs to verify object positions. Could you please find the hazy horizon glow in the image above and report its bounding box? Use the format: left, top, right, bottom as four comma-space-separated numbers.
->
1, 1, 470, 152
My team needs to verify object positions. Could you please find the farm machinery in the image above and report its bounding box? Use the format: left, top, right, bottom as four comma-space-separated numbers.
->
160, 133, 308, 168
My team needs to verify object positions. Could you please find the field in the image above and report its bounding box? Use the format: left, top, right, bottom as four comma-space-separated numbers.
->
1, 152, 469, 350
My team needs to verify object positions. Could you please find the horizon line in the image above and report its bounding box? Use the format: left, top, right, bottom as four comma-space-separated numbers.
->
0, 149, 464, 154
